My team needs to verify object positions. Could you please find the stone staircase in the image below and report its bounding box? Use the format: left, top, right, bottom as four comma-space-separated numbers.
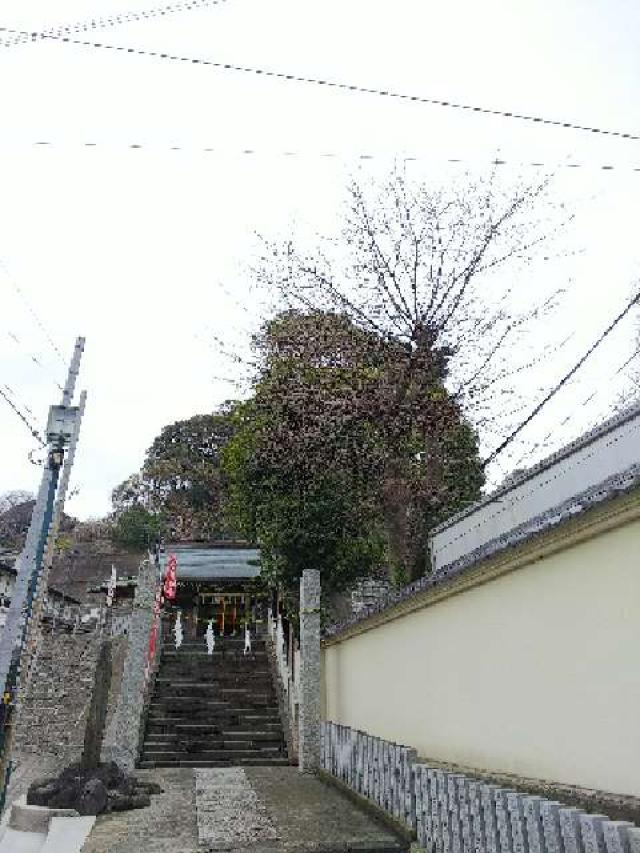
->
138, 636, 290, 769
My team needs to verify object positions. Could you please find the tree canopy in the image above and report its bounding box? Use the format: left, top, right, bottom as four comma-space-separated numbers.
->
222, 308, 484, 591
111, 409, 237, 542
111, 505, 162, 551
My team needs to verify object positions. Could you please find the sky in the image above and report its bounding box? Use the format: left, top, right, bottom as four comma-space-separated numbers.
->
1, 0, 639, 519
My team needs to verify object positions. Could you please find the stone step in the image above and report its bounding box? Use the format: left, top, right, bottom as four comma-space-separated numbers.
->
142, 628, 286, 772
153, 682, 272, 694
152, 695, 275, 708
150, 697, 231, 708
165, 638, 266, 646
155, 674, 273, 686
161, 650, 268, 658
154, 682, 274, 692
159, 654, 268, 663
145, 719, 283, 735
161, 648, 267, 658
156, 665, 272, 676
149, 696, 278, 717
153, 681, 270, 694
137, 756, 291, 768
146, 710, 279, 722
154, 679, 274, 691
145, 729, 283, 742
143, 738, 283, 751
152, 692, 275, 704
146, 716, 283, 729
148, 702, 277, 717
147, 710, 278, 724
141, 741, 284, 751
153, 683, 276, 705
142, 745, 283, 759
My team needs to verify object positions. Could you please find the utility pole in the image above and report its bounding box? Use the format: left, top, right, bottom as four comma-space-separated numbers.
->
0, 336, 86, 808
20, 389, 87, 694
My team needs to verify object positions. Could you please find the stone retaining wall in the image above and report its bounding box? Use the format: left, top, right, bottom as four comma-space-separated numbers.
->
351, 576, 391, 618
101, 558, 160, 770
10, 625, 128, 798
321, 721, 640, 853
13, 626, 102, 762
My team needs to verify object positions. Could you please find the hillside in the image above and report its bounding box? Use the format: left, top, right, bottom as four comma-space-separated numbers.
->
0, 500, 76, 550
0, 501, 143, 603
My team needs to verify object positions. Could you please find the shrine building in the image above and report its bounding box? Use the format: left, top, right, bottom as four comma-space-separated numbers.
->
159, 543, 268, 639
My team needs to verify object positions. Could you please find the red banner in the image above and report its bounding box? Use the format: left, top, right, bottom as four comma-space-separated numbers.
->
163, 554, 177, 601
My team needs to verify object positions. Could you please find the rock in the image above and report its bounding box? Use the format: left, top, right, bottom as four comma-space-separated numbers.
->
135, 780, 163, 795
78, 778, 108, 815
26, 761, 159, 815
130, 793, 151, 809
27, 781, 61, 807
108, 791, 151, 812
45, 780, 82, 810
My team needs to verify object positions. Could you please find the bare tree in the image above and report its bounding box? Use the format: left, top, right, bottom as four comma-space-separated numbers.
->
254, 167, 571, 443
0, 490, 34, 515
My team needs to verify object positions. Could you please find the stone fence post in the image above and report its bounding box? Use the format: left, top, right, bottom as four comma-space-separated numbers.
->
299, 569, 321, 773
101, 558, 158, 771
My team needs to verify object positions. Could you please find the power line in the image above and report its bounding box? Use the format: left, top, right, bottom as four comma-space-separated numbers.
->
1, 382, 36, 419
0, 386, 45, 447
509, 347, 640, 469
0, 258, 66, 366
484, 286, 640, 466
4, 139, 640, 173
0, 0, 231, 48
2, 24, 640, 143
5, 331, 65, 392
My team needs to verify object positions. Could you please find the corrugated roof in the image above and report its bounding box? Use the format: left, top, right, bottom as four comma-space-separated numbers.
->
159, 546, 261, 581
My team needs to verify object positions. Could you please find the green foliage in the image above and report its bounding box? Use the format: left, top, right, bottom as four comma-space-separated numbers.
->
111, 505, 163, 551
55, 533, 74, 555
222, 397, 385, 596
111, 408, 238, 542
223, 308, 485, 591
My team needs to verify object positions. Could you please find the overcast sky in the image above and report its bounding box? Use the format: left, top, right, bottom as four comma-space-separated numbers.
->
1, 0, 639, 519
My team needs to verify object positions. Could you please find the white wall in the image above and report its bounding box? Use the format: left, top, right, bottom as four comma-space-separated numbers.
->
323, 513, 640, 797
431, 404, 640, 573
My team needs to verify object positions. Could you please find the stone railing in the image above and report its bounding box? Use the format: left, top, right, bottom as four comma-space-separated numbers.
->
267, 609, 300, 760
321, 721, 640, 853
268, 611, 300, 708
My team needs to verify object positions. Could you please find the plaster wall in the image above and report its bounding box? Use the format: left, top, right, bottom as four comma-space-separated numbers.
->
430, 403, 640, 571
322, 515, 640, 797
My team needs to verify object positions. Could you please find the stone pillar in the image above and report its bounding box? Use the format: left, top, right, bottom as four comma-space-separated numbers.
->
101, 558, 157, 771
298, 569, 321, 773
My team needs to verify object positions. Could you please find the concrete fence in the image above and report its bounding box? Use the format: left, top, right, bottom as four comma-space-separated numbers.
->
321, 721, 640, 853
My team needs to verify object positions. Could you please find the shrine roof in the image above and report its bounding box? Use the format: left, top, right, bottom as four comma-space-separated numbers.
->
160, 545, 261, 581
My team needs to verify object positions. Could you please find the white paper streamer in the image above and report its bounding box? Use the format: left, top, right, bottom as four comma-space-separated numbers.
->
205, 620, 215, 656
174, 611, 183, 650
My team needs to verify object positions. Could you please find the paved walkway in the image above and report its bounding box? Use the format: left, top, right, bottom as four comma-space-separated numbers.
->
81, 769, 198, 853
80, 767, 406, 853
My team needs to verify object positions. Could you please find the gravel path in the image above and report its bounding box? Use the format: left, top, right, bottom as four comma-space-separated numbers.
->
195, 768, 278, 851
